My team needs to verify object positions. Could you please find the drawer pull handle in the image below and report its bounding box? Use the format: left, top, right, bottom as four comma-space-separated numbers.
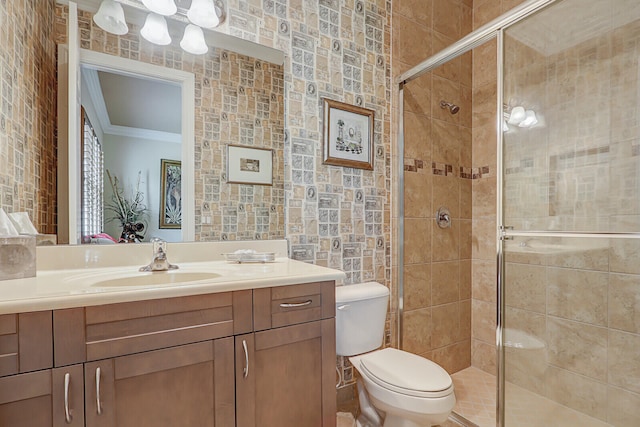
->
64, 373, 72, 424
280, 300, 312, 308
96, 367, 103, 415
242, 339, 249, 379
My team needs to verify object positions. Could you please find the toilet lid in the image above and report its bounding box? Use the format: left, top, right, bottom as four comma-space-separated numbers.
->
359, 348, 453, 398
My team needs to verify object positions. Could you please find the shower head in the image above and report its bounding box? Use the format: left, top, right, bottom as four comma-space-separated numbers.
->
440, 100, 460, 114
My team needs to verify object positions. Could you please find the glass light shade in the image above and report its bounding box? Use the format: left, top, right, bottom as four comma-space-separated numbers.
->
141, 0, 177, 16
187, 0, 220, 28
141, 13, 171, 45
507, 106, 526, 125
180, 24, 208, 55
93, 0, 128, 35
519, 110, 538, 128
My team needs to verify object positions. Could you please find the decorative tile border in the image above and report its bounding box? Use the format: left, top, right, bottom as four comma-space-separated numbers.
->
404, 158, 493, 179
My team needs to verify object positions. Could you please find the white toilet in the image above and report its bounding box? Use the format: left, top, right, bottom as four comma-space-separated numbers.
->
336, 282, 456, 427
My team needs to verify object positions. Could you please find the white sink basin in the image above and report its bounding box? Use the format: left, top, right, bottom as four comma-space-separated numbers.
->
91, 271, 221, 287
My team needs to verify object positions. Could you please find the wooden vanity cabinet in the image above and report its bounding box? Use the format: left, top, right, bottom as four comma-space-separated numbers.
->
1, 280, 337, 427
0, 311, 53, 376
0, 311, 80, 427
237, 281, 337, 427
0, 364, 85, 427
84, 338, 234, 427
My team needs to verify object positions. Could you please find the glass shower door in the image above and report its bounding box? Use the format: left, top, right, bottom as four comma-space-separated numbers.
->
501, 0, 640, 425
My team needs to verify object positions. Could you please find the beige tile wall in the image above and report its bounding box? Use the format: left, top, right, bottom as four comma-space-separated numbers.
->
504, 239, 640, 425
0, 0, 57, 234
394, 0, 474, 375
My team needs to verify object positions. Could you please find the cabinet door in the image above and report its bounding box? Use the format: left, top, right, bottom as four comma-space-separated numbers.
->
85, 338, 234, 427
0, 365, 84, 427
236, 318, 336, 427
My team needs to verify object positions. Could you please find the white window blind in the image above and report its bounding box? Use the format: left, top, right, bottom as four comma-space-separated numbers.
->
81, 113, 104, 237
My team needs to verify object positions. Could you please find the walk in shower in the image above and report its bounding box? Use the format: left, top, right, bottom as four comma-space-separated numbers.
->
397, 0, 640, 425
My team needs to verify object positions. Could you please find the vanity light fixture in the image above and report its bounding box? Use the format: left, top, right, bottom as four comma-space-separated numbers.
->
141, 0, 177, 16
93, 0, 129, 35
187, 0, 220, 28
180, 24, 209, 55
141, 13, 172, 45
94, 0, 224, 55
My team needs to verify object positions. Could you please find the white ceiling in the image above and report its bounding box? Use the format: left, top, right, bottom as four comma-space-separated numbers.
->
98, 71, 182, 134
82, 67, 182, 143
506, 0, 640, 56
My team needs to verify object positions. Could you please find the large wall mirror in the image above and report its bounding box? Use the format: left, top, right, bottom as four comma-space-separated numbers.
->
74, 50, 195, 244
6, 0, 286, 245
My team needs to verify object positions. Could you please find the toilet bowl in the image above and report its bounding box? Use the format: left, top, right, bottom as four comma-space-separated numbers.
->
336, 282, 456, 427
351, 348, 455, 427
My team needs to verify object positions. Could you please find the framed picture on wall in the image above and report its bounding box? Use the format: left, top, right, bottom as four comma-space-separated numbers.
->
227, 145, 273, 185
159, 159, 182, 229
322, 98, 374, 170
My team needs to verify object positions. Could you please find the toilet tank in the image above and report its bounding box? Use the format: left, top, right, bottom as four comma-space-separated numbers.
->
335, 282, 389, 356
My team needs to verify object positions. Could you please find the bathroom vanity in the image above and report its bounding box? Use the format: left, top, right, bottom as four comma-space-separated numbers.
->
0, 241, 344, 427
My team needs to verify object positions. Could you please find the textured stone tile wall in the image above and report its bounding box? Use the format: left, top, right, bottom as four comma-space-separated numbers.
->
0, 0, 57, 234
55, 5, 286, 242
223, 0, 392, 388
224, 0, 393, 288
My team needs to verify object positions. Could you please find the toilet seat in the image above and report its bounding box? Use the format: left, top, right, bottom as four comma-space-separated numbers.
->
357, 348, 454, 398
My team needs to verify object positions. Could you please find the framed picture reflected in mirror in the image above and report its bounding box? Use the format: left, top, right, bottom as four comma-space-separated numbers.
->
159, 159, 182, 229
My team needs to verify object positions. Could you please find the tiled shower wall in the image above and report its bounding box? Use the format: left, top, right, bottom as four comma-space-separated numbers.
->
393, 0, 474, 374
55, 5, 286, 242
0, 0, 57, 234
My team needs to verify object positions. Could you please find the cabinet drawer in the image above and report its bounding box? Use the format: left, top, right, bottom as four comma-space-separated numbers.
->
253, 281, 335, 331
53, 290, 252, 366
0, 312, 52, 377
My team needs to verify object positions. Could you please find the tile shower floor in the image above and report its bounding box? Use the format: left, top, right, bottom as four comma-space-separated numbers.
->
451, 367, 612, 427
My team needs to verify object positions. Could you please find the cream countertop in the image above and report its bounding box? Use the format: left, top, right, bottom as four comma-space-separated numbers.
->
0, 240, 345, 314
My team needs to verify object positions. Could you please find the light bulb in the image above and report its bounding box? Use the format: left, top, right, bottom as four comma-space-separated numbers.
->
187, 0, 220, 28
519, 110, 538, 128
141, 13, 171, 45
507, 106, 526, 125
180, 24, 209, 55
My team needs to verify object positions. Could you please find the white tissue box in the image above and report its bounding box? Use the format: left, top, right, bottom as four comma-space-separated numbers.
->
0, 235, 36, 280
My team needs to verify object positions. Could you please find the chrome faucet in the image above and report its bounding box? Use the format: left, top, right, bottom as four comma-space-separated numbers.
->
140, 238, 179, 272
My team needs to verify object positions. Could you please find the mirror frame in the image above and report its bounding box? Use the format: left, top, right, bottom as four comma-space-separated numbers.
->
62, 48, 195, 243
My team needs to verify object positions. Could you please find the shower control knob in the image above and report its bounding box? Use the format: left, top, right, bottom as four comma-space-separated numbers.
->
436, 207, 452, 229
